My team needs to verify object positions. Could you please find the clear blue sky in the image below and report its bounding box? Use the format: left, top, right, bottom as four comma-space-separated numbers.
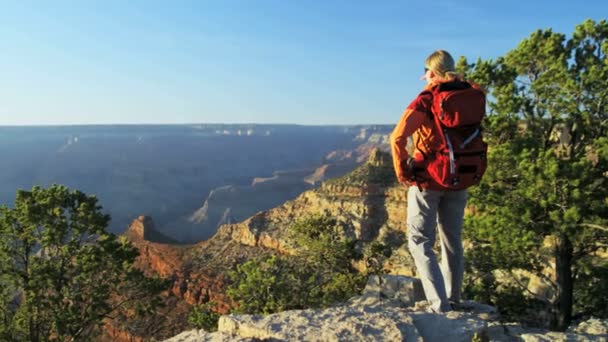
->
1, 1, 606, 126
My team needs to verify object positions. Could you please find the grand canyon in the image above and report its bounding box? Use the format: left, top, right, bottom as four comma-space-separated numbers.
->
0, 124, 391, 242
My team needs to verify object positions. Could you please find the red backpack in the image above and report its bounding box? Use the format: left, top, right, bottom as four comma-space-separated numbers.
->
421, 81, 487, 190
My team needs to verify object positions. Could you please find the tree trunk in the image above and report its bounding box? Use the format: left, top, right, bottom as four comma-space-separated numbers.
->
551, 234, 573, 331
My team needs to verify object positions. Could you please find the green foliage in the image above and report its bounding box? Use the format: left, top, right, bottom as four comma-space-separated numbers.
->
461, 19, 608, 330
0, 185, 168, 342
188, 301, 220, 332
227, 215, 366, 315
288, 214, 357, 268
227, 255, 300, 314
464, 270, 547, 326
573, 259, 608, 318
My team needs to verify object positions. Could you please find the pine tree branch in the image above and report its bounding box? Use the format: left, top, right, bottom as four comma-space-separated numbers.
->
579, 223, 608, 232
573, 242, 608, 261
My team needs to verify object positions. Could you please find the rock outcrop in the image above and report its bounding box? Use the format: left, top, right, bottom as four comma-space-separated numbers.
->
165, 275, 608, 342
197, 149, 413, 275
124, 215, 179, 244
124, 216, 186, 279
106, 216, 238, 341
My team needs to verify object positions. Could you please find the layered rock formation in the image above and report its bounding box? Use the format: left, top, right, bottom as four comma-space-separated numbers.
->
176, 138, 390, 243
107, 149, 409, 340
194, 148, 413, 275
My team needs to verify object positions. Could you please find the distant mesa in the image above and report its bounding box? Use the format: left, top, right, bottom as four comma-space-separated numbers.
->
124, 215, 178, 244
367, 133, 390, 144
304, 164, 330, 185
188, 185, 236, 224
324, 150, 354, 162
189, 199, 210, 224
354, 127, 391, 144
251, 175, 280, 186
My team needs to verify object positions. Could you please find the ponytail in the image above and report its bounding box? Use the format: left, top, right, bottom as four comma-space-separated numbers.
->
425, 50, 462, 80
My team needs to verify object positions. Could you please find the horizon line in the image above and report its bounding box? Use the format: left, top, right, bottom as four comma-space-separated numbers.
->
0, 122, 395, 128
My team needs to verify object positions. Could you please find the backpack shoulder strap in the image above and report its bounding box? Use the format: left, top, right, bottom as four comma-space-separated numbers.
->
413, 86, 439, 161
418, 85, 439, 117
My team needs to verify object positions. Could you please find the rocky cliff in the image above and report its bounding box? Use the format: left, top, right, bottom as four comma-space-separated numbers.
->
106, 213, 276, 341
174, 137, 390, 243
190, 148, 414, 275
108, 149, 410, 340
165, 275, 608, 342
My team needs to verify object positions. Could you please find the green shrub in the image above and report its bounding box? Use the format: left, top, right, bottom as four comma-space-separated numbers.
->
188, 301, 220, 332
227, 215, 367, 315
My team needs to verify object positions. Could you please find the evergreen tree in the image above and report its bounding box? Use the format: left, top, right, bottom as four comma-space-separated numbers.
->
0, 185, 167, 341
459, 19, 608, 330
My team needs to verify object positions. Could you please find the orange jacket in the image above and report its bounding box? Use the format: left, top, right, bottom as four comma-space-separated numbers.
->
390, 79, 484, 189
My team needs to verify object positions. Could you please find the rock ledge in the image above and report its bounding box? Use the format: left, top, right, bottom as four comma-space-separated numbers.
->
164, 275, 608, 342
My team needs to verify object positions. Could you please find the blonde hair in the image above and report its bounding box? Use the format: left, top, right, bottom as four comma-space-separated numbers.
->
425, 50, 461, 80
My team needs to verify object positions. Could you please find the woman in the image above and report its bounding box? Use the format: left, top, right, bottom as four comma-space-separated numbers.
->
390, 50, 483, 313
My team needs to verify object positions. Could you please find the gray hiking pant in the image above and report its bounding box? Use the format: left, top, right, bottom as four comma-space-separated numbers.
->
407, 186, 467, 312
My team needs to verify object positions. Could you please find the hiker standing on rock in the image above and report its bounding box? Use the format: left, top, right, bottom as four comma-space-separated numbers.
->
390, 50, 487, 313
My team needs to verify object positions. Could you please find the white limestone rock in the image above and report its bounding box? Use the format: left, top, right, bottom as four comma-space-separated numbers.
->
484, 322, 538, 342
163, 329, 255, 342
216, 276, 497, 342
404, 300, 499, 342
520, 331, 606, 341
568, 318, 608, 336
521, 318, 608, 342
218, 301, 422, 341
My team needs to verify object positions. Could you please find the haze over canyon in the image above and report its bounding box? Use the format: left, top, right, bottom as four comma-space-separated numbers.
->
0, 124, 391, 242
